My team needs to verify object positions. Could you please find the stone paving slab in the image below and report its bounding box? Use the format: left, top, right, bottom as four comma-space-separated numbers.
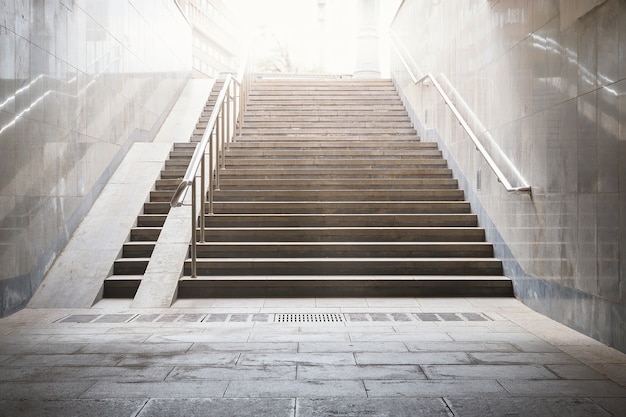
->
355, 351, 472, 365
0, 399, 147, 417
422, 364, 558, 380
295, 398, 451, 417
137, 398, 295, 417
81, 381, 229, 399
298, 364, 426, 380
364, 379, 508, 397
239, 352, 356, 366
298, 341, 408, 353
168, 365, 296, 380
500, 379, 626, 397
189, 342, 298, 353
445, 397, 615, 417
225, 380, 366, 397
0, 366, 173, 383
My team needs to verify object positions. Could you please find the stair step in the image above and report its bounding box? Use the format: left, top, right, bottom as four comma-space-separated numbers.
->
199, 227, 485, 242
183, 258, 504, 276
219, 168, 453, 179
103, 276, 142, 298
217, 179, 458, 190
210, 201, 472, 214
195, 242, 493, 258
137, 214, 167, 227
114, 258, 150, 275
213, 189, 465, 202
143, 202, 171, 214
204, 214, 477, 228
235, 128, 416, 136
130, 227, 161, 241
224, 149, 440, 158
223, 159, 448, 168
122, 242, 155, 257
227, 141, 433, 149
177, 275, 513, 298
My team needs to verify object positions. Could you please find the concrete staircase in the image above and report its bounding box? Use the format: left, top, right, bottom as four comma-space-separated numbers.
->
179, 78, 512, 298
105, 82, 224, 297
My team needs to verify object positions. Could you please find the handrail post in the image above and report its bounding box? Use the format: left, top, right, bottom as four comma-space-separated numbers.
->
199, 154, 206, 243
190, 178, 197, 278
234, 81, 240, 138
208, 129, 214, 214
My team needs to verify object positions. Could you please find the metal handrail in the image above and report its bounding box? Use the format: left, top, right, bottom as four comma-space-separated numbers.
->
389, 35, 531, 194
170, 63, 250, 277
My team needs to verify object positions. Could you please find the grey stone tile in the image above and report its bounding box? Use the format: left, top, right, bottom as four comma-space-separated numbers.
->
349, 332, 452, 342
593, 398, 626, 416
138, 398, 295, 417
404, 341, 517, 353
364, 380, 507, 397
296, 398, 451, 417
299, 364, 425, 380
7, 354, 122, 367
0, 382, 94, 400
423, 364, 558, 380
226, 380, 366, 398
545, 364, 608, 380
510, 340, 563, 353
58, 315, 101, 323
7, 334, 150, 344
0, 366, 173, 383
81, 381, 228, 399
239, 353, 356, 366
449, 332, 546, 342
247, 332, 351, 342
355, 352, 471, 365
168, 365, 296, 380
118, 352, 239, 367
189, 342, 298, 353
500, 380, 626, 397
298, 341, 408, 353
0, 399, 146, 417
78, 342, 192, 354
0, 343, 86, 355
145, 331, 251, 343
446, 397, 613, 417
471, 352, 580, 365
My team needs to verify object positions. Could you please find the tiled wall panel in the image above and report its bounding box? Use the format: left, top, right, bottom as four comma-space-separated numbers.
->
391, 0, 626, 352
0, 0, 192, 315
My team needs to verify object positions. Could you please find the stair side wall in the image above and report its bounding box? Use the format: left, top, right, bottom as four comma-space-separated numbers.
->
391, 0, 626, 353
0, 1, 192, 316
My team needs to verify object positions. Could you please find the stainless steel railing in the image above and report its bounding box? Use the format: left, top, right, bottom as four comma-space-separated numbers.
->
170, 66, 250, 277
389, 33, 531, 194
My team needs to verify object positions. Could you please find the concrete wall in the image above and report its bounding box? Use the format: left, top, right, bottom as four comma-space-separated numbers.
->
0, 0, 192, 316
391, 0, 626, 352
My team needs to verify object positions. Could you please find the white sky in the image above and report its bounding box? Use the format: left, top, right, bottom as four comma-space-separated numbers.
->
238, 0, 401, 75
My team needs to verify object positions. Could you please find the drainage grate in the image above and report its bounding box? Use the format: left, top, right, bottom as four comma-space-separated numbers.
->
275, 313, 344, 323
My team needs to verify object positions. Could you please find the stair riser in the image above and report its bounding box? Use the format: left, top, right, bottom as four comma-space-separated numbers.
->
200, 228, 485, 242
177, 279, 513, 298
216, 180, 458, 190
113, 260, 149, 275
183, 260, 503, 276
222, 160, 449, 168
195, 244, 493, 258
210, 202, 471, 214
212, 190, 465, 202
203, 215, 477, 228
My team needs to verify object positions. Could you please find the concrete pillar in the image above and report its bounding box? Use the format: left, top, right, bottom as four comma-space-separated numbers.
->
354, 0, 380, 78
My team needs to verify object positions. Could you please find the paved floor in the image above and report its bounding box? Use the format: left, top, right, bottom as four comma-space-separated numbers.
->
1, 297, 625, 416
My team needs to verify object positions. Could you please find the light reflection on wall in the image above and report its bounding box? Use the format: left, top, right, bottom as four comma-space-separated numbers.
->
0, 0, 192, 315
390, 0, 626, 351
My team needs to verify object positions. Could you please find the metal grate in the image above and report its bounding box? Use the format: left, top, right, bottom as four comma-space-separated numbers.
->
274, 313, 344, 323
